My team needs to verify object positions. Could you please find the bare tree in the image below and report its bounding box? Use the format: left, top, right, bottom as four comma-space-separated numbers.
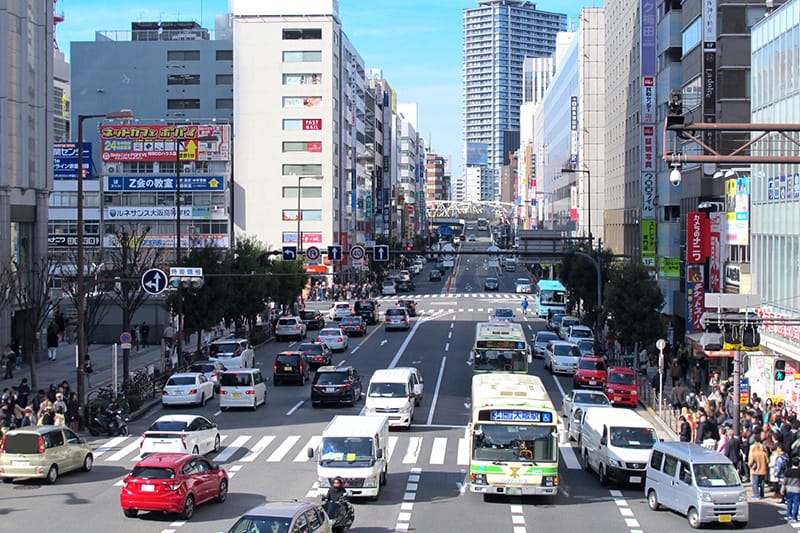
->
59, 247, 113, 349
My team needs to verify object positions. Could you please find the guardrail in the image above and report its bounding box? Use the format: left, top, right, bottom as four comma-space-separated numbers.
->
638, 377, 681, 436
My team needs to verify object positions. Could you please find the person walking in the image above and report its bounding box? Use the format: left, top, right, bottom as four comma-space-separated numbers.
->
749, 441, 769, 499
82, 355, 94, 387
140, 321, 150, 348
2, 344, 15, 379
132, 325, 141, 353
679, 415, 692, 442
784, 456, 800, 522
520, 297, 529, 316
46, 322, 59, 361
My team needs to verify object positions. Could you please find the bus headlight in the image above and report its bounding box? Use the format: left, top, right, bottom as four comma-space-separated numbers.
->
542, 475, 557, 487
470, 473, 487, 485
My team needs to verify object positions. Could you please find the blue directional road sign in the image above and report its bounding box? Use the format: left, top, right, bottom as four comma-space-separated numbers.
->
374, 245, 389, 262
283, 246, 297, 260
327, 245, 342, 261
141, 268, 168, 295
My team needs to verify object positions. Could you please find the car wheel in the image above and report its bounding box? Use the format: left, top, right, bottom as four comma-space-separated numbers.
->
687, 507, 701, 529
213, 434, 221, 453
312, 402, 320, 409
82, 454, 94, 472
598, 465, 608, 486
252, 398, 258, 411
583, 449, 591, 472
647, 490, 660, 510
1, 477, 13, 484
181, 494, 195, 520
192, 445, 199, 455
45, 465, 58, 485
123, 509, 138, 518
380, 466, 388, 486
215, 479, 228, 503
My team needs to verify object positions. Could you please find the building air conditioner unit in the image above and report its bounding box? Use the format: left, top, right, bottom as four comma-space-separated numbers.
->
107, 165, 118, 173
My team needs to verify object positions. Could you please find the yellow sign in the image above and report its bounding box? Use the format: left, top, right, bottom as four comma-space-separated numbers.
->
659, 257, 680, 278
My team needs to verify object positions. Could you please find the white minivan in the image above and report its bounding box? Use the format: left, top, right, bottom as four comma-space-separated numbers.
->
364, 368, 423, 428
581, 407, 659, 486
645, 441, 748, 529
218, 369, 267, 411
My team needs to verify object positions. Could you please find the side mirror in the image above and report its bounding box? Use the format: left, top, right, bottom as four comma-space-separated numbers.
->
307, 447, 315, 459
376, 448, 383, 459
600, 437, 607, 446
210, 463, 219, 470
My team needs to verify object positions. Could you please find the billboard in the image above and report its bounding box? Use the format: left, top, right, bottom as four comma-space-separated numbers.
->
686, 211, 710, 264
100, 124, 230, 162
725, 177, 749, 245
641, 219, 656, 257
106, 175, 225, 192
767, 173, 800, 201
53, 142, 93, 179
686, 265, 705, 331
466, 142, 488, 166
709, 211, 723, 291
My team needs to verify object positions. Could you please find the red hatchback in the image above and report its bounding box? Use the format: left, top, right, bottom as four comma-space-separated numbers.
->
573, 356, 607, 389
604, 366, 639, 406
120, 453, 228, 520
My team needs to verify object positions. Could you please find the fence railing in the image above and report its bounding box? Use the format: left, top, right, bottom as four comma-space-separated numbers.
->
638, 378, 681, 436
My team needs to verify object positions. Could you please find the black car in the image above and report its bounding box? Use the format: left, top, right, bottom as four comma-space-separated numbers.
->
397, 299, 417, 317
298, 310, 325, 330
273, 351, 310, 386
548, 313, 565, 332
353, 299, 379, 325
396, 280, 416, 292
311, 366, 362, 407
340, 316, 367, 336
429, 269, 442, 281
297, 342, 332, 368
484, 277, 499, 291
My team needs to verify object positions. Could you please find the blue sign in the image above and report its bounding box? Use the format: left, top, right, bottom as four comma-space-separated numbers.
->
282, 246, 297, 261
740, 378, 749, 392
490, 410, 553, 423
54, 142, 93, 179
106, 176, 225, 192
374, 245, 389, 262
327, 245, 342, 261
141, 268, 167, 295
438, 226, 453, 236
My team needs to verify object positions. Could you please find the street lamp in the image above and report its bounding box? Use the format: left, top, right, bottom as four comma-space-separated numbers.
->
295, 175, 324, 254
76, 109, 134, 412
561, 166, 592, 247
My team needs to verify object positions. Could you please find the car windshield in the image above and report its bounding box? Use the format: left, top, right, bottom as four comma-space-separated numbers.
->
148, 420, 188, 431
130, 466, 175, 479
516, 279, 529, 285
551, 315, 564, 325
355, 302, 375, 311
573, 392, 610, 405
579, 360, 606, 371
562, 318, 579, 328
189, 364, 214, 373
609, 427, 657, 449
299, 311, 316, 320
341, 318, 359, 325
335, 304, 349, 309
553, 345, 582, 357
473, 349, 527, 372
320, 329, 341, 337
299, 343, 322, 354
229, 517, 291, 533
578, 340, 594, 350
276, 355, 300, 366
314, 372, 347, 386
536, 333, 557, 344
2, 433, 40, 454
571, 329, 592, 339
495, 308, 513, 318
166, 376, 196, 386
368, 382, 407, 397
386, 309, 405, 317
486, 278, 497, 283
383, 281, 394, 286
220, 373, 253, 387
472, 424, 558, 463
319, 437, 374, 466
693, 463, 741, 487
277, 318, 296, 326
211, 343, 239, 356
608, 372, 635, 385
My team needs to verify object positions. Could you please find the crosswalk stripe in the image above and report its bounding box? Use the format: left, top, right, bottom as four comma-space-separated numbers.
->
92, 436, 128, 459
215, 435, 251, 463
266, 435, 300, 462
457, 438, 469, 465
429, 437, 447, 465
387, 436, 399, 462
403, 437, 422, 464
239, 435, 275, 462
106, 440, 141, 462
295, 436, 320, 462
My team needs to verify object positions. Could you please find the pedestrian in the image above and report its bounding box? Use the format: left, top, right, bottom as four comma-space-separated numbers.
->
669, 358, 683, 387
133, 325, 141, 353
55, 309, 66, 343
140, 321, 150, 347
163, 323, 175, 351
772, 443, 789, 501
16, 378, 30, 408
749, 441, 769, 499
679, 415, 692, 442
784, 455, 800, 522
19, 406, 36, 427
53, 393, 67, 414
53, 405, 65, 427
2, 344, 14, 379
47, 321, 59, 360
82, 355, 94, 387
66, 392, 80, 432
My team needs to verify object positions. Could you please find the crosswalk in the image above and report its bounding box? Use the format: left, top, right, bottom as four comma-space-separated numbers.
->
374, 293, 529, 302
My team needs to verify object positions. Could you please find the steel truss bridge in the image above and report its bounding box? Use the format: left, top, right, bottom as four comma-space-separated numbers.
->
425, 200, 516, 220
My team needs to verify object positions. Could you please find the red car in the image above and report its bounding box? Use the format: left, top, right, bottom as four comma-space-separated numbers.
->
120, 453, 228, 520
604, 366, 639, 406
573, 356, 607, 389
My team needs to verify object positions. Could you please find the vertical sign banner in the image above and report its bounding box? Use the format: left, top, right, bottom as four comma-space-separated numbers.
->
54, 142, 93, 179
641, 219, 656, 264
725, 177, 750, 245
686, 211, 710, 264
702, 0, 717, 150
686, 265, 706, 331
709, 212, 722, 291
641, 0, 657, 266
569, 96, 578, 165
570, 185, 578, 221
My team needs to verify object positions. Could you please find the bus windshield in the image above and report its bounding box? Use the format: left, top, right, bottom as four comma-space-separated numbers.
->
473, 349, 527, 372
472, 424, 557, 463
540, 290, 566, 305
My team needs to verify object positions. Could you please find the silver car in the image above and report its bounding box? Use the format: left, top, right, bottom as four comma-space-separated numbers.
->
225, 501, 332, 533
209, 338, 255, 368
533, 331, 559, 358
560, 390, 612, 441
384, 307, 410, 331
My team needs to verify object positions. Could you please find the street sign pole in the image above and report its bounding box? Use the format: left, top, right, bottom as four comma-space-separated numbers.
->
112, 343, 118, 396
656, 338, 666, 419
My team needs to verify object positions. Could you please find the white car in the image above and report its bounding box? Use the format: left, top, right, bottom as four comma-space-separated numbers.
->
161, 372, 215, 407
558, 316, 581, 340
560, 390, 612, 442
515, 278, 533, 293
328, 302, 352, 320
209, 338, 255, 368
275, 316, 307, 341
188, 361, 227, 391
492, 307, 515, 322
381, 280, 397, 295
316, 327, 349, 351
397, 270, 411, 282
567, 325, 593, 345
139, 414, 220, 457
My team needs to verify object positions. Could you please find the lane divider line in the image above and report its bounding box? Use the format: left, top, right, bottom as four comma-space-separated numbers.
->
394, 467, 422, 532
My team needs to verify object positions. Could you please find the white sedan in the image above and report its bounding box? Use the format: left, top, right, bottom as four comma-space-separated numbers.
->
316, 327, 349, 352
139, 414, 220, 457
161, 372, 215, 407
328, 302, 353, 320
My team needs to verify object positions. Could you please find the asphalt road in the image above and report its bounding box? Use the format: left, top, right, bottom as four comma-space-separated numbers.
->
1, 232, 790, 532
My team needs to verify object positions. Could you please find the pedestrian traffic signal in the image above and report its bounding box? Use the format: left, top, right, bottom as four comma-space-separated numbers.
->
775, 359, 786, 381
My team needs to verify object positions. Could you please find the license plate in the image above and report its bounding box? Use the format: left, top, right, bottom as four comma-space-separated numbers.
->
589, 381, 597, 385
718, 515, 732, 523
505, 487, 522, 496
614, 397, 622, 402
11, 460, 28, 467
141, 484, 155, 492
629, 476, 641, 484
284, 366, 293, 371
326, 387, 335, 393
232, 393, 241, 398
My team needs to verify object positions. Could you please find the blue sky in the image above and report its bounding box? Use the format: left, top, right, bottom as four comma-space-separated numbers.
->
57, 0, 592, 177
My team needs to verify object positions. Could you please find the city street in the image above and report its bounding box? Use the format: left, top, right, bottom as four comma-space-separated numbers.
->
0, 237, 790, 532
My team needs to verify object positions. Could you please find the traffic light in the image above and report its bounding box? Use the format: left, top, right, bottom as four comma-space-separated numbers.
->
168, 267, 204, 290
775, 359, 786, 381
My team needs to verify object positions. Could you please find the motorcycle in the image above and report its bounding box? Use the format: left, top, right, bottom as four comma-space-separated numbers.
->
88, 409, 129, 437
323, 497, 355, 533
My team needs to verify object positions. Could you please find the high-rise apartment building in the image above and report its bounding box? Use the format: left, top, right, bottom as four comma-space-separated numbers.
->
463, 0, 566, 201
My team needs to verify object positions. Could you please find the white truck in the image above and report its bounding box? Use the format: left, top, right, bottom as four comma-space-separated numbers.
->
307, 415, 390, 500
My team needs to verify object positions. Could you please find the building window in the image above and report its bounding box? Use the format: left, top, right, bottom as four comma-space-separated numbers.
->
282, 141, 323, 152
282, 50, 322, 62
681, 17, 701, 56
282, 209, 322, 221
282, 186, 323, 199
168, 99, 201, 109
282, 73, 322, 86
283, 164, 323, 175
216, 98, 233, 109
167, 50, 200, 61
216, 74, 233, 85
283, 96, 323, 108
121, 162, 154, 173
282, 119, 322, 131
282, 28, 322, 40
216, 50, 233, 60
167, 74, 200, 85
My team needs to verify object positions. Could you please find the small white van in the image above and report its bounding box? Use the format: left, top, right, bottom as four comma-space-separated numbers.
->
218, 369, 267, 410
581, 407, 658, 486
645, 441, 748, 529
308, 415, 389, 500
364, 368, 423, 428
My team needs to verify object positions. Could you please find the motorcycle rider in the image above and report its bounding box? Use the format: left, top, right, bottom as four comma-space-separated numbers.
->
105, 396, 122, 435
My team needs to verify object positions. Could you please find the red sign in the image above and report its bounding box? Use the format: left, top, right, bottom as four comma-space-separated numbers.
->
686, 211, 710, 264
406, 204, 414, 215
307, 141, 322, 152
709, 212, 722, 291
755, 308, 800, 344
303, 119, 322, 131
100, 124, 230, 162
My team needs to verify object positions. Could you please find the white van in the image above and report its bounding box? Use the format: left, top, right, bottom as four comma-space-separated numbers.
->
580, 407, 658, 486
645, 441, 748, 529
307, 415, 389, 500
364, 368, 423, 428
218, 369, 267, 410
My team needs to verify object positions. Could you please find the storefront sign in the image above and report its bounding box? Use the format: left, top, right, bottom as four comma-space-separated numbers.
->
54, 142, 93, 179
100, 124, 230, 162
658, 257, 681, 279
105, 206, 192, 220
755, 308, 800, 344
106, 176, 225, 192
725, 177, 749, 245
709, 212, 722, 291
687, 211, 710, 264
686, 265, 705, 331
48, 234, 100, 247
641, 219, 656, 258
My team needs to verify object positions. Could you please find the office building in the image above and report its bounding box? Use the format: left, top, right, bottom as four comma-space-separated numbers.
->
463, 0, 566, 201
425, 153, 448, 203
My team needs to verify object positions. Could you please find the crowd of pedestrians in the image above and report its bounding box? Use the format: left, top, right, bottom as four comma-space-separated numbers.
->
1, 380, 81, 435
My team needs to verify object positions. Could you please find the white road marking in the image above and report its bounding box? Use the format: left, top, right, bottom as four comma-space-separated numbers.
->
457, 438, 470, 465
429, 437, 447, 465
620, 508, 634, 517
559, 443, 582, 469
609, 489, 624, 497
213, 410, 222, 417
286, 401, 304, 416
387, 435, 399, 462
239, 436, 275, 462
624, 519, 640, 528
381, 340, 388, 346
403, 437, 422, 464
230, 465, 243, 472
426, 356, 448, 425
551, 372, 567, 399
445, 342, 450, 352
295, 436, 320, 461
266, 435, 300, 462
448, 331, 452, 339
401, 502, 414, 511
92, 436, 127, 459
106, 440, 141, 462
450, 323, 454, 329
214, 435, 251, 463
169, 520, 186, 527
468, 308, 474, 312
351, 346, 360, 353
387, 311, 444, 369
